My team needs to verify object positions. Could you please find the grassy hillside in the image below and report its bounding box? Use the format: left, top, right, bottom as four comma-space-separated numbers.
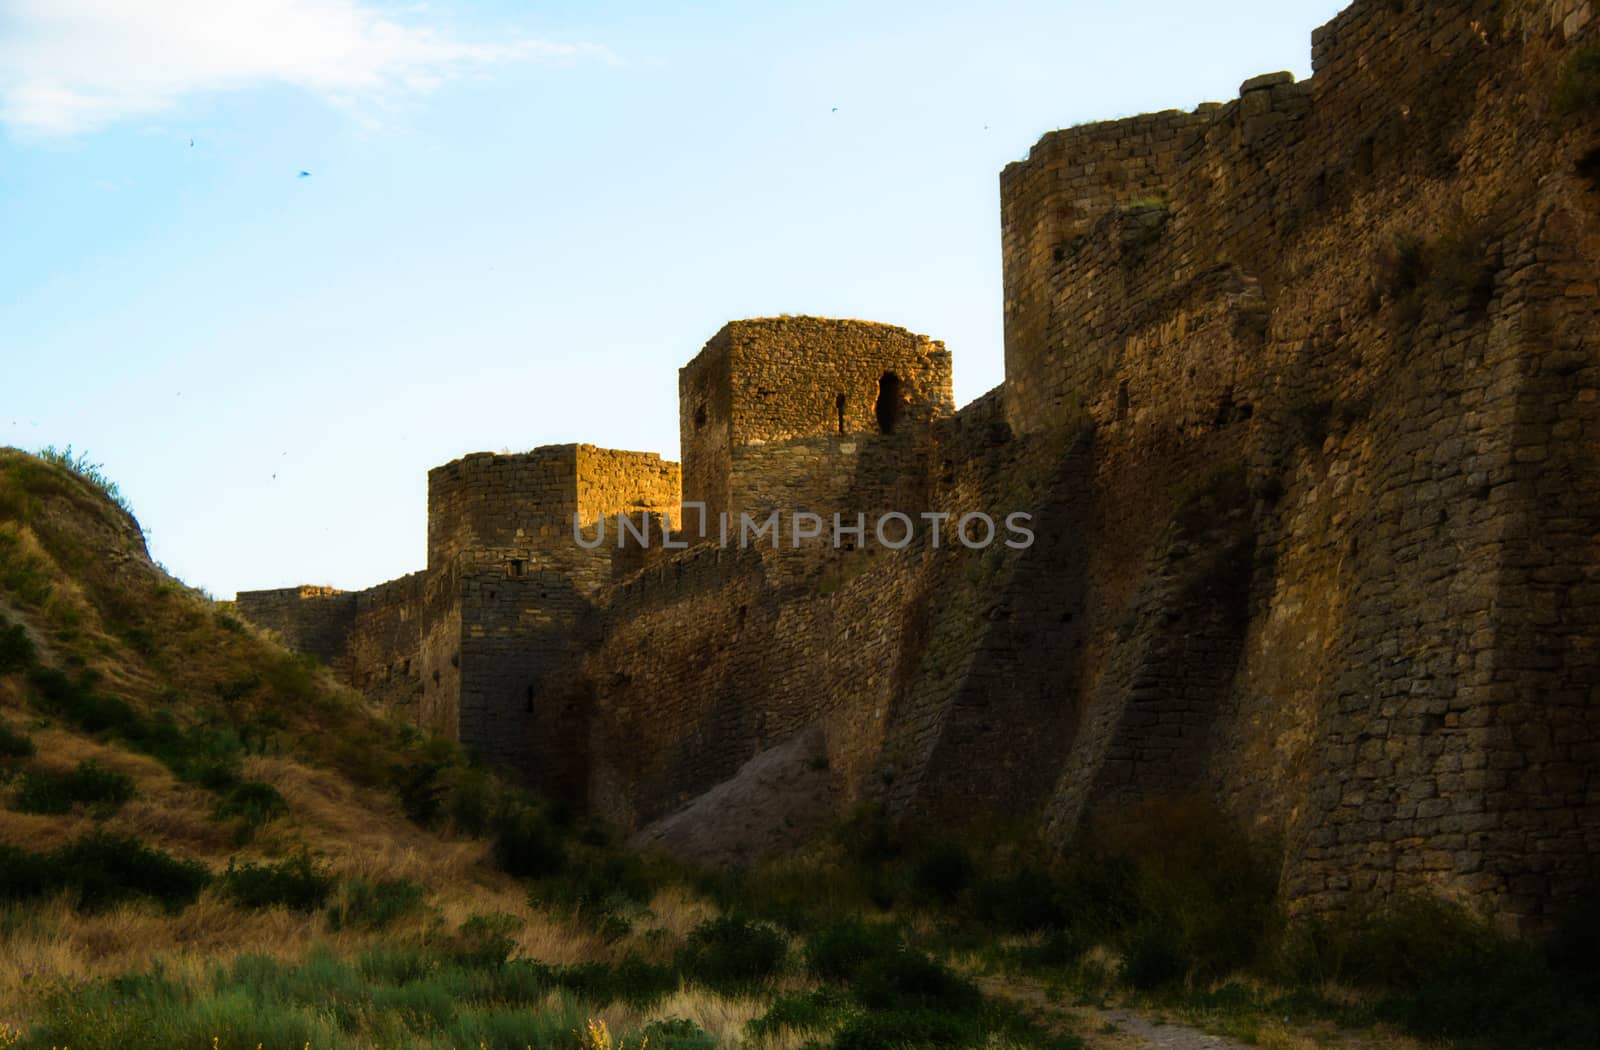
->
0, 446, 1595, 1050
0, 448, 1086, 1050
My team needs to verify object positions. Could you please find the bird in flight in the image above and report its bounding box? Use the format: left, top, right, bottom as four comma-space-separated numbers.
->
298, 171, 311, 178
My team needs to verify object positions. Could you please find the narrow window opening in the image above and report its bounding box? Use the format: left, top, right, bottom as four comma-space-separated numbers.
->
1116, 380, 1130, 421
694, 404, 708, 429
507, 559, 525, 578
1578, 146, 1600, 193
1355, 136, 1376, 177
874, 372, 901, 434
836, 393, 847, 433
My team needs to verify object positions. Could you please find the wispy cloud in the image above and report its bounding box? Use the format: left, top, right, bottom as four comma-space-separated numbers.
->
0, 0, 616, 135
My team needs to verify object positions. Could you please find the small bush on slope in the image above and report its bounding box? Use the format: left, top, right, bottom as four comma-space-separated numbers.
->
220, 852, 335, 913
11, 759, 136, 816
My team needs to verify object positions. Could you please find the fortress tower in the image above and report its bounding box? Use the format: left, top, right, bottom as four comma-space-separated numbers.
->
237, 442, 681, 798
678, 317, 954, 529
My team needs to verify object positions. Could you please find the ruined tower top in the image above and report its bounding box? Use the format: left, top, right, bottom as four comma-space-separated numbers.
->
426, 443, 680, 572
678, 316, 954, 521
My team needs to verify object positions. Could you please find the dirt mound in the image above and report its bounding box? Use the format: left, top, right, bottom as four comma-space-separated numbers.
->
629, 725, 834, 866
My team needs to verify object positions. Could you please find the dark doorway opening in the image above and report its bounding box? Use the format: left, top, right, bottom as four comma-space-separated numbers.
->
875, 372, 901, 434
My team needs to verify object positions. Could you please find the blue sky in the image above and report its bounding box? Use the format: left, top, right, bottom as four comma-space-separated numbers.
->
1, 0, 1347, 598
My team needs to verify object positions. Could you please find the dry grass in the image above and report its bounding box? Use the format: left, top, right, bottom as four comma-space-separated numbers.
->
0, 896, 326, 1015
639, 882, 720, 940
599, 985, 771, 1047
239, 754, 613, 966
0, 724, 230, 856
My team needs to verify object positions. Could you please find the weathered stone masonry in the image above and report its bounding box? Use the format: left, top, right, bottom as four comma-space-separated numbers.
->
238, 442, 681, 794
240, 1, 1599, 930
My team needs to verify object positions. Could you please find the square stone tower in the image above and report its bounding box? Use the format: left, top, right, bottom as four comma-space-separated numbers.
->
427, 444, 680, 574
678, 317, 954, 526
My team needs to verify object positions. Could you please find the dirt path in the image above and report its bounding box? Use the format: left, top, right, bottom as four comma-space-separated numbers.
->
1073, 1006, 1253, 1049
978, 977, 1252, 1049
977, 976, 1418, 1050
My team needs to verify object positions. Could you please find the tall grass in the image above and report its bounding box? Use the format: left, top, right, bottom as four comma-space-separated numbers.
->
33, 446, 133, 517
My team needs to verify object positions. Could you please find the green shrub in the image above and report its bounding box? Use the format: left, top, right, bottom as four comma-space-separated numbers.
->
214, 779, 289, 829
453, 912, 523, 968
968, 865, 1068, 933
1431, 208, 1499, 315
27, 671, 249, 793
1546, 893, 1600, 976
13, 760, 136, 816
833, 803, 901, 867
357, 942, 438, 985
806, 918, 903, 982
830, 1008, 981, 1050
326, 877, 426, 931
677, 915, 787, 988
852, 948, 982, 1013
1054, 852, 1144, 935
64, 759, 134, 805
530, 849, 661, 941
491, 799, 566, 878
636, 1017, 716, 1050
446, 1000, 589, 1050
1257, 894, 1600, 1046
1120, 919, 1190, 989
53, 832, 210, 911
748, 988, 854, 1037
1279, 896, 1481, 991
21, 973, 339, 1050
370, 980, 458, 1029
0, 719, 33, 759
0, 842, 54, 900
446, 765, 495, 834
28, 667, 141, 736
909, 841, 974, 904
16, 770, 76, 815
0, 617, 34, 673
221, 852, 334, 912
555, 954, 676, 1007
394, 759, 449, 826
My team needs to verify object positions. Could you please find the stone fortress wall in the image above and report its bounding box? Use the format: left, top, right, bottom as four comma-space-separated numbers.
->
238, 0, 1600, 928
